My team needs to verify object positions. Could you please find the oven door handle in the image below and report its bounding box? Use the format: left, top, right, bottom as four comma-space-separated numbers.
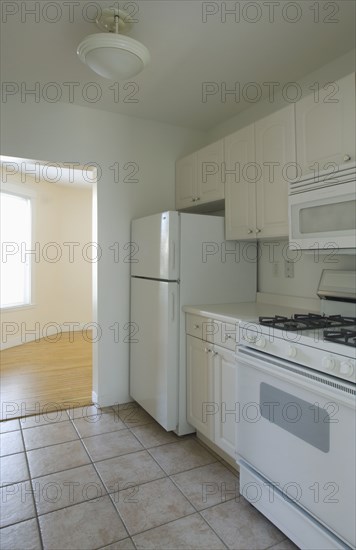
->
237, 347, 355, 408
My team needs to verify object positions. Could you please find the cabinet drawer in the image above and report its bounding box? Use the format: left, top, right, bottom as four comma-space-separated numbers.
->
213, 322, 238, 351
186, 315, 238, 350
186, 314, 212, 340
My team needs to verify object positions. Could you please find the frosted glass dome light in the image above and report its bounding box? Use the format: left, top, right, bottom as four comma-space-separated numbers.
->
77, 9, 150, 81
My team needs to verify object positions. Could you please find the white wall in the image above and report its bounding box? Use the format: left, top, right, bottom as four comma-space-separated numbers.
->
257, 240, 356, 299
54, 185, 92, 323
207, 50, 355, 142
0, 101, 206, 406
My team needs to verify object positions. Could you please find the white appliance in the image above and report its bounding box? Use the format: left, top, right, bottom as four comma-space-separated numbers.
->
130, 211, 256, 435
289, 162, 356, 250
236, 270, 356, 550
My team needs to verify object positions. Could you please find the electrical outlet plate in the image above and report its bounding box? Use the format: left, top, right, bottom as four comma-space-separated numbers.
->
284, 260, 294, 278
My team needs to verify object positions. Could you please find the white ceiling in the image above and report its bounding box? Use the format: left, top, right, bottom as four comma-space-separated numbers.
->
1, 0, 355, 130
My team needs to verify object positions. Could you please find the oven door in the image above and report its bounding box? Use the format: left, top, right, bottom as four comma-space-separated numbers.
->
288, 181, 356, 250
236, 347, 356, 548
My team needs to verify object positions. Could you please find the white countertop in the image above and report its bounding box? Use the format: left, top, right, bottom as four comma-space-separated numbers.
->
182, 293, 319, 325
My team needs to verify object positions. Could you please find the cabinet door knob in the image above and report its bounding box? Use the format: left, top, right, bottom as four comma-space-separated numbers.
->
191, 198, 196, 202
195, 197, 200, 201
194, 324, 200, 329
343, 154, 351, 162
255, 228, 261, 234
247, 229, 253, 234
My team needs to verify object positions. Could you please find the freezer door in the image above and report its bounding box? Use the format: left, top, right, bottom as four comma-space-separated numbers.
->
130, 278, 179, 431
131, 212, 179, 280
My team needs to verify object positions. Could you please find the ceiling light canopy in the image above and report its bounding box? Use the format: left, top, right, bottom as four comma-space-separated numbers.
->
77, 9, 150, 81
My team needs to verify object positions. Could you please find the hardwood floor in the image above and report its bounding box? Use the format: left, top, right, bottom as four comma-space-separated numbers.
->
0, 331, 92, 421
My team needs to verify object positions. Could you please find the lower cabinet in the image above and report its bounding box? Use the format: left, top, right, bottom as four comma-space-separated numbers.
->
186, 332, 237, 459
186, 335, 214, 439
213, 345, 237, 458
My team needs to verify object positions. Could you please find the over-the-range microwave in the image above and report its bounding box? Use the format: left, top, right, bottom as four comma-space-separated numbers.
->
289, 162, 356, 251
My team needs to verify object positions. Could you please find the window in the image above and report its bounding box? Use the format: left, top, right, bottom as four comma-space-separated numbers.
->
0, 192, 32, 308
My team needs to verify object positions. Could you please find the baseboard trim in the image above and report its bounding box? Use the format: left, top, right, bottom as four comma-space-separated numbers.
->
196, 431, 239, 471
91, 390, 98, 405
0, 324, 89, 350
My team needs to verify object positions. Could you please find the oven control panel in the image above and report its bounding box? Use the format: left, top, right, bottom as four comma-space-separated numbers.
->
239, 327, 356, 384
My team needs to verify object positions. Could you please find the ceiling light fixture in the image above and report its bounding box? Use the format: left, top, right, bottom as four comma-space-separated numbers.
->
77, 8, 150, 80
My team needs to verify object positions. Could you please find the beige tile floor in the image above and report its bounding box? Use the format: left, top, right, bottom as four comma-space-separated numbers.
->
0, 404, 299, 550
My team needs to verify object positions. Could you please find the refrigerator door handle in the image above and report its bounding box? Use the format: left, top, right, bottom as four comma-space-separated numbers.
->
171, 240, 176, 272
171, 292, 175, 321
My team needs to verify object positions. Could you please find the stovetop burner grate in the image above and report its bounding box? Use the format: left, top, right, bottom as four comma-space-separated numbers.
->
323, 328, 356, 348
259, 313, 356, 332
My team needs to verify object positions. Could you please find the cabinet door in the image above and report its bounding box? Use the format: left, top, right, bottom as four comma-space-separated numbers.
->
196, 140, 224, 205
186, 335, 214, 439
224, 124, 256, 240
176, 153, 197, 210
296, 73, 355, 175
255, 105, 295, 238
213, 345, 236, 459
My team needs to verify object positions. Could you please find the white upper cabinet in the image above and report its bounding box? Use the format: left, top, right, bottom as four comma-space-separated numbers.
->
296, 73, 355, 175
224, 124, 256, 240
176, 141, 224, 210
175, 152, 197, 210
177, 73, 354, 235
196, 140, 225, 204
255, 104, 295, 238
225, 105, 295, 240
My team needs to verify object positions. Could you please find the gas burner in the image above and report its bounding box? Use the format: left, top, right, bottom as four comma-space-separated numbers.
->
258, 314, 356, 332
258, 315, 313, 331
295, 314, 356, 328
323, 328, 356, 348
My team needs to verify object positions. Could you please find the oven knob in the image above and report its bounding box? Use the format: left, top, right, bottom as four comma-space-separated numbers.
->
323, 356, 336, 371
245, 334, 257, 343
287, 346, 297, 358
256, 337, 266, 349
340, 361, 354, 377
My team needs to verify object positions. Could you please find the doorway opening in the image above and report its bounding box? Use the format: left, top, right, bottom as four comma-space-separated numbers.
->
0, 156, 97, 421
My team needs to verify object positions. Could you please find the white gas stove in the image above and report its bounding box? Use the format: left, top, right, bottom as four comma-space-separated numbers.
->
239, 270, 356, 384
236, 270, 356, 550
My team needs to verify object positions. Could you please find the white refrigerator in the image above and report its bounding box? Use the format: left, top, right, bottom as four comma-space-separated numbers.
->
130, 211, 256, 435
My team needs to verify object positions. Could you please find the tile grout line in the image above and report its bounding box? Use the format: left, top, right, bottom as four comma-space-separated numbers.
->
145, 442, 218, 476
100, 421, 170, 540
2, 409, 167, 540
69, 409, 135, 544
129, 509, 200, 543
197, 511, 230, 549
166, 462, 231, 550
184, 438, 248, 550
124, 424, 231, 546
3, 409, 288, 550
18, 418, 45, 550
107, 423, 200, 540
19, 412, 112, 531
